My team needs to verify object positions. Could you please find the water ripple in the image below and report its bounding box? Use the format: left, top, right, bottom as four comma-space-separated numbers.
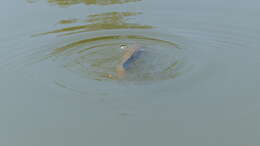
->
43, 30, 187, 81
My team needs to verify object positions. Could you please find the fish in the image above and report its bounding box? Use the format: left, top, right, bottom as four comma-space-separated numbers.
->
105, 44, 144, 79
122, 49, 143, 69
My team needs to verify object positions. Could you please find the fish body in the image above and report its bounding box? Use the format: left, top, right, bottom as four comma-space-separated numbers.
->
122, 49, 143, 69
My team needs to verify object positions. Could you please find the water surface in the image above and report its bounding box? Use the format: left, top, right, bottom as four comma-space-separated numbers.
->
1, 0, 260, 145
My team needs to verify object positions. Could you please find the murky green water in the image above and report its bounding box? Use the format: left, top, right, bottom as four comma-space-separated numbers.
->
1, 0, 260, 145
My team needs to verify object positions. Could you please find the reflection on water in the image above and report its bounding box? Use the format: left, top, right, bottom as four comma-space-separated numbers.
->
48, 0, 141, 6
28, 0, 141, 5
32, 0, 186, 82
37, 12, 154, 36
